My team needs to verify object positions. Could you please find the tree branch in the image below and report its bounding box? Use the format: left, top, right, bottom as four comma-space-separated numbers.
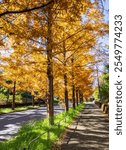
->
0, 0, 54, 17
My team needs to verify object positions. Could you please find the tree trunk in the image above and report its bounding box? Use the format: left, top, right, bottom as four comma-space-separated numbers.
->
72, 84, 76, 109
47, 1, 54, 125
64, 74, 69, 111
71, 57, 75, 109
63, 40, 69, 111
79, 90, 82, 103
82, 93, 84, 102
12, 81, 16, 110
76, 88, 79, 106
32, 95, 34, 107
6, 89, 10, 104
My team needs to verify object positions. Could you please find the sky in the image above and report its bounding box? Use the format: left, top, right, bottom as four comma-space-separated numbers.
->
103, 0, 109, 22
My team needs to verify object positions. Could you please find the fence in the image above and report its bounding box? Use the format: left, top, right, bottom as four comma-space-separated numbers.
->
22, 117, 67, 150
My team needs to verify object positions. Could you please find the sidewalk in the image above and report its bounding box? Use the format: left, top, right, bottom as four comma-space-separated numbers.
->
54, 103, 109, 150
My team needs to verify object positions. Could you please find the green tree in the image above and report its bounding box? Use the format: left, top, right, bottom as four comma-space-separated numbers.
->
100, 65, 109, 101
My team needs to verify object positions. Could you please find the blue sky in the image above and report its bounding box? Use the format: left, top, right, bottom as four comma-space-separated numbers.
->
103, 0, 109, 22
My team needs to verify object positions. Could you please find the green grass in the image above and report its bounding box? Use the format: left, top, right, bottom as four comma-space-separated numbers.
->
0, 103, 85, 150
0, 106, 40, 114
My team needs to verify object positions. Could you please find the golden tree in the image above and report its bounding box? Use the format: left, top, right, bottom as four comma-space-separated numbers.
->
0, 0, 108, 124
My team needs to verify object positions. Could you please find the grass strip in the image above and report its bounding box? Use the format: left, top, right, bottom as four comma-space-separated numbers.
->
0, 103, 85, 150
0, 106, 40, 114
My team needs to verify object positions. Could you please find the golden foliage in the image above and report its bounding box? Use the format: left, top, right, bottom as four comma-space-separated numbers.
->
0, 0, 108, 102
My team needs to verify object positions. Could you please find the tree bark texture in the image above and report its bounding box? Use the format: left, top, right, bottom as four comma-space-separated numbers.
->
47, 1, 54, 125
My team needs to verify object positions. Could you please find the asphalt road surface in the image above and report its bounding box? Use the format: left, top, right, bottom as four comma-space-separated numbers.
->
0, 105, 65, 141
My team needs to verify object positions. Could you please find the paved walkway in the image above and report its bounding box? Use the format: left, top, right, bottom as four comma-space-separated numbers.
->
55, 102, 109, 150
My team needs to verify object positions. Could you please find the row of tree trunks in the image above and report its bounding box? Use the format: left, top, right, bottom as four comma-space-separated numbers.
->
71, 56, 84, 109
63, 48, 83, 111
74, 88, 83, 108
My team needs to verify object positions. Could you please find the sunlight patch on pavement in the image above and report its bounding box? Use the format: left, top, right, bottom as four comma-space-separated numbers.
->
0, 124, 20, 140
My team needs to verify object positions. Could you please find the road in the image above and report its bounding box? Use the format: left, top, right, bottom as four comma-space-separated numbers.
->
0, 105, 65, 141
